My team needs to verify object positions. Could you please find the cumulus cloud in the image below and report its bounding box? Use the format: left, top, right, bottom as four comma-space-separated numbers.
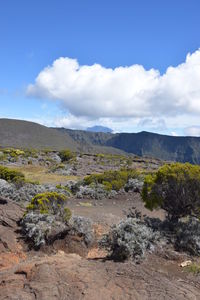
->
27, 49, 200, 133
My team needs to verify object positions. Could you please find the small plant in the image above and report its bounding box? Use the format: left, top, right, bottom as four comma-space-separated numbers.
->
59, 149, 75, 162
56, 184, 72, 194
0, 165, 25, 183
27, 191, 72, 222
142, 163, 200, 222
63, 207, 72, 222
23, 148, 38, 158
187, 263, 200, 275
27, 192, 66, 214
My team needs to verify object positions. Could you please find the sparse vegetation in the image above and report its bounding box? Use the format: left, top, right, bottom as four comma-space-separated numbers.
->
11, 165, 78, 184
0, 165, 25, 183
84, 169, 140, 191
59, 149, 75, 162
187, 263, 200, 275
142, 163, 200, 221
56, 184, 72, 194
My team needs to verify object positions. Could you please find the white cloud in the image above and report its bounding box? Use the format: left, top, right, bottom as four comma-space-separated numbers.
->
27, 49, 200, 134
171, 131, 179, 137
138, 118, 167, 131
184, 126, 200, 137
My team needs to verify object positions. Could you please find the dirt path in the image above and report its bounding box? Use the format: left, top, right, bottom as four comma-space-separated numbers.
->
67, 192, 166, 227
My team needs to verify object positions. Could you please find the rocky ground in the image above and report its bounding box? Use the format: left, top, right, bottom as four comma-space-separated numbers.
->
1, 196, 200, 300
1, 150, 200, 299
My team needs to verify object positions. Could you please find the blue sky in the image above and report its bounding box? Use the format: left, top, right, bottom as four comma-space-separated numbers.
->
1, 0, 200, 135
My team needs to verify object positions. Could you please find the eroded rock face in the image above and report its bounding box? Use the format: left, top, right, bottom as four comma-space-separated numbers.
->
0, 197, 25, 269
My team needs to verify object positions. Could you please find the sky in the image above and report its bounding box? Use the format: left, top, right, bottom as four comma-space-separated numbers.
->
1, 0, 200, 136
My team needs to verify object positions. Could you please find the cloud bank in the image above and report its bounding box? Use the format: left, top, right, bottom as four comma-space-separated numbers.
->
27, 49, 200, 134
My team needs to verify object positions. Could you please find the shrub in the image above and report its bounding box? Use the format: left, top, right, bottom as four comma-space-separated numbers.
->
59, 149, 75, 162
0, 165, 25, 183
63, 207, 72, 222
84, 169, 139, 191
56, 184, 72, 194
100, 217, 158, 261
3, 148, 25, 157
27, 192, 71, 222
23, 149, 38, 158
142, 163, 200, 221
187, 263, 200, 275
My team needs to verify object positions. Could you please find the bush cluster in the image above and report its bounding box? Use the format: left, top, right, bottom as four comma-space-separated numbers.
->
84, 169, 140, 191
0, 165, 25, 183
27, 191, 72, 222
59, 149, 75, 162
142, 163, 200, 221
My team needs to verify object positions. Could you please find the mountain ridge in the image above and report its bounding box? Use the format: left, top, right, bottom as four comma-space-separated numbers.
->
1, 118, 200, 163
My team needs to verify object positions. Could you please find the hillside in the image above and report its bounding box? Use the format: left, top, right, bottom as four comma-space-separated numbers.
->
0, 119, 78, 150
0, 119, 124, 154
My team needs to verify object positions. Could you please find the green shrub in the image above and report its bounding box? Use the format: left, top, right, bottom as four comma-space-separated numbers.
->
0, 153, 7, 161
63, 207, 72, 222
84, 169, 139, 191
56, 184, 72, 194
102, 181, 113, 191
27, 192, 71, 222
23, 149, 38, 158
0, 165, 25, 183
187, 263, 200, 275
142, 163, 200, 221
3, 148, 25, 157
59, 149, 75, 162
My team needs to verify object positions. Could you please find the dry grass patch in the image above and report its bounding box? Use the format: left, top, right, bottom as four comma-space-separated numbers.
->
5, 165, 78, 184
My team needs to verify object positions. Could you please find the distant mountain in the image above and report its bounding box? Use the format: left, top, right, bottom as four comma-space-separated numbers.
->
86, 125, 113, 133
55, 128, 124, 155
2, 118, 200, 164
105, 131, 200, 164
58, 128, 200, 164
